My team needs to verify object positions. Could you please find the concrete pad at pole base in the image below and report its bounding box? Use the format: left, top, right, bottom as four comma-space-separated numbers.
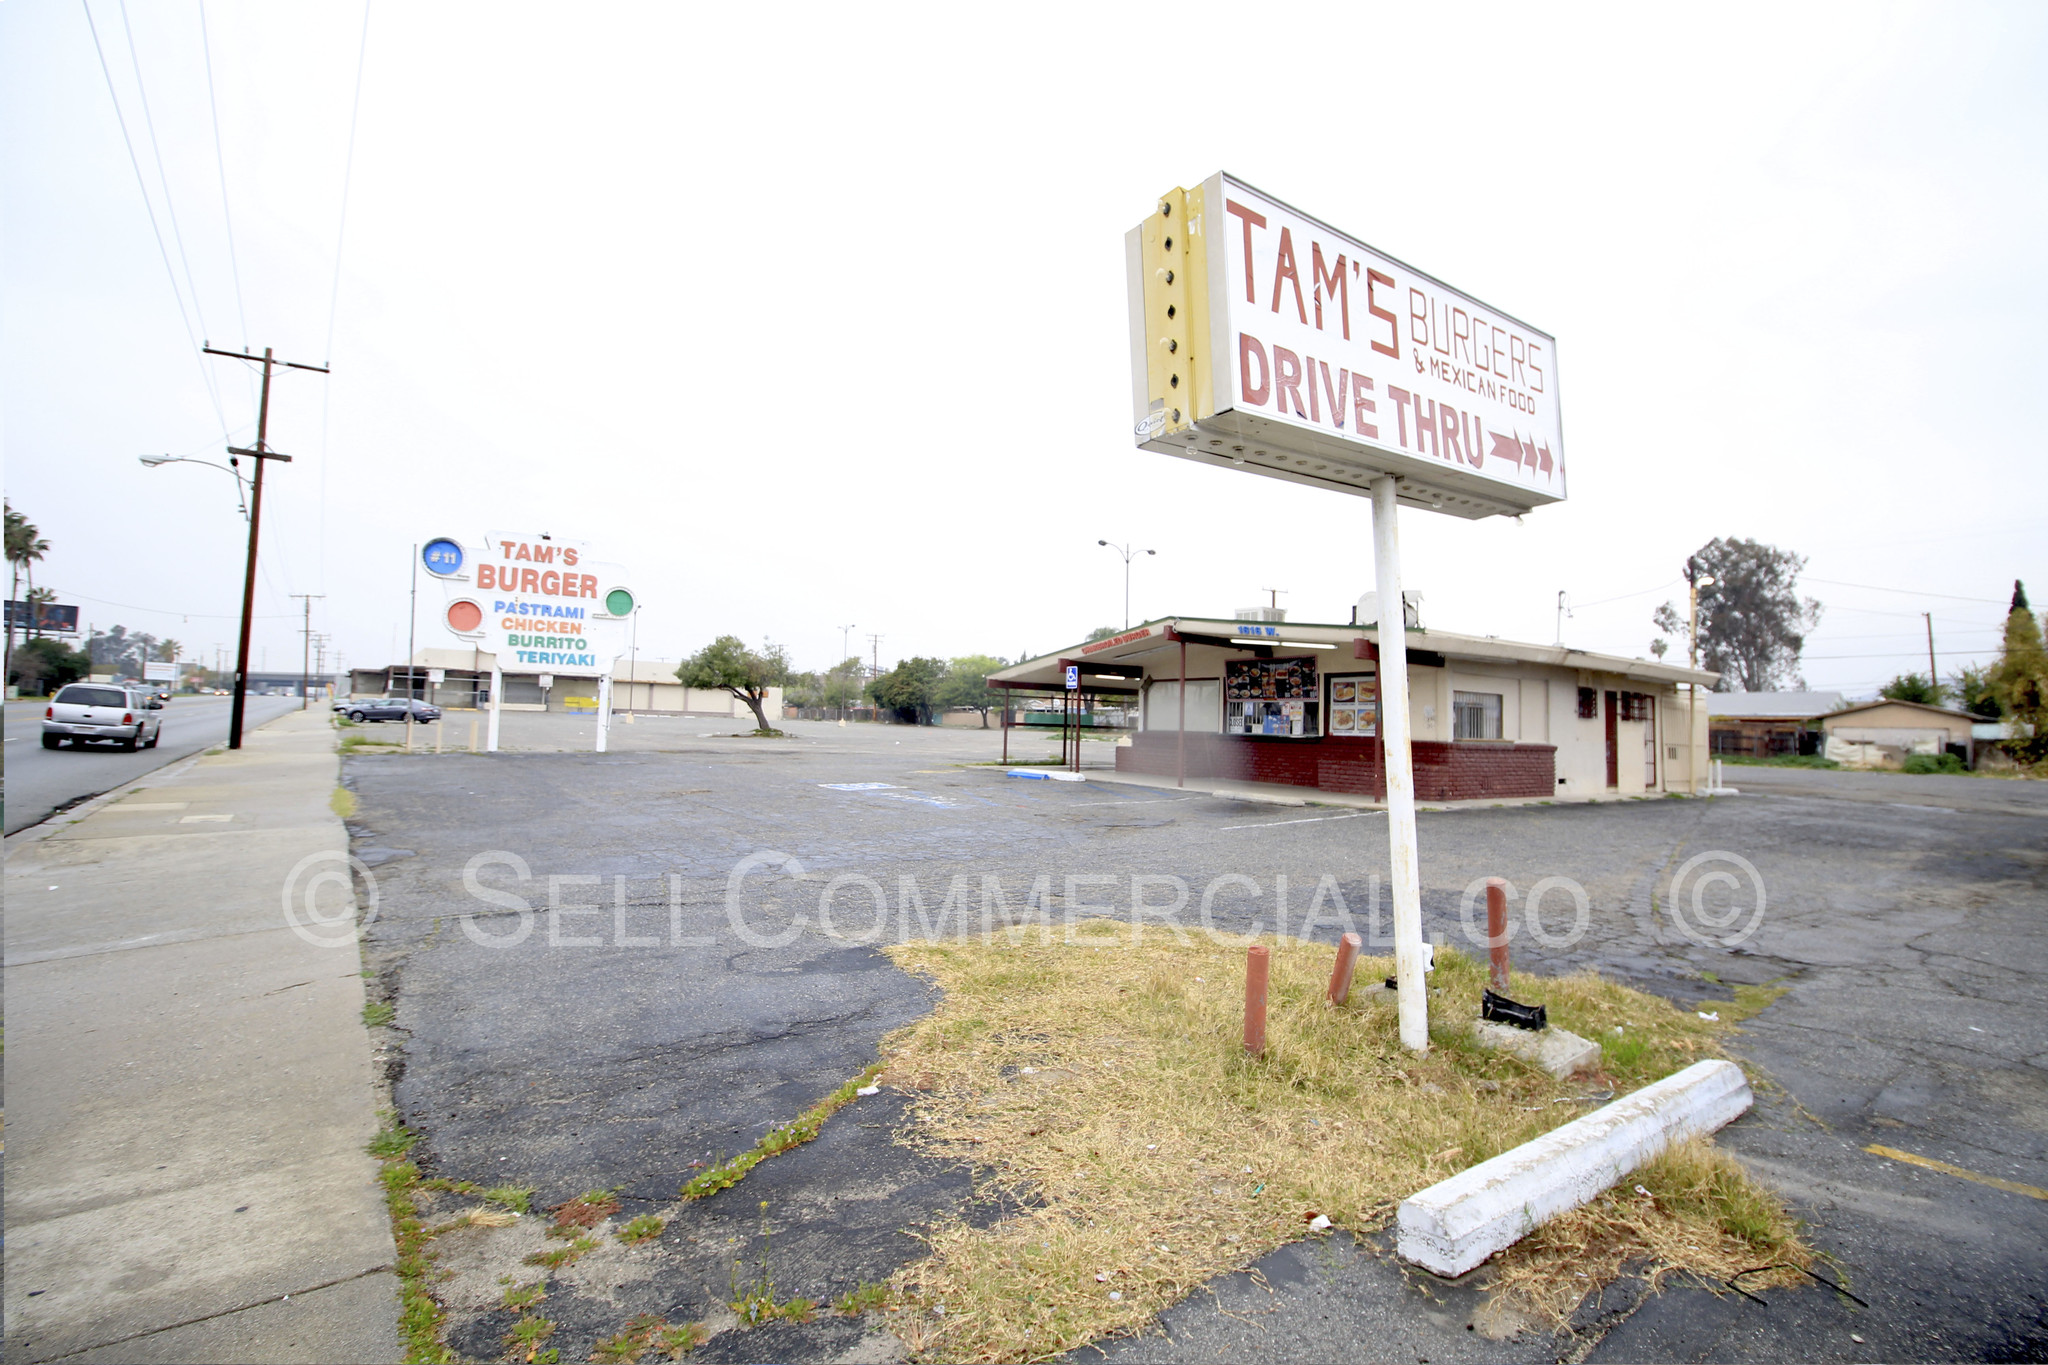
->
1396, 1059, 1752, 1278
1471, 1019, 1601, 1078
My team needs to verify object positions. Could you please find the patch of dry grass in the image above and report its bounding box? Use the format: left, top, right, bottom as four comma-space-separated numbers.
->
1489, 1136, 1808, 1323
875, 930, 1803, 1362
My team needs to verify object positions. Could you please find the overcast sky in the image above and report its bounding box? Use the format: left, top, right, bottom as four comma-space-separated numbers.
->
5, 1, 2043, 695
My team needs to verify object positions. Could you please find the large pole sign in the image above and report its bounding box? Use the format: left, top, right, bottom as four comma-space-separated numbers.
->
1127, 173, 1565, 519
421, 532, 637, 754
422, 533, 634, 675
1127, 175, 1573, 1054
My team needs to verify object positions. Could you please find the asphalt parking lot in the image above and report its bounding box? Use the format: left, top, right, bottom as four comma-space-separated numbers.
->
345, 721, 2048, 1361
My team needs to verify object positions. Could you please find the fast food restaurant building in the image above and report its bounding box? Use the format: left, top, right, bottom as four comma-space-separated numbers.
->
990, 617, 1717, 801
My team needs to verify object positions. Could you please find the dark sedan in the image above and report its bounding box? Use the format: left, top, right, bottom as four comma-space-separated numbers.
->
344, 697, 441, 723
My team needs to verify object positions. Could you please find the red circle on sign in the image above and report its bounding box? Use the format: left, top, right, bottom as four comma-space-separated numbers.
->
446, 600, 483, 632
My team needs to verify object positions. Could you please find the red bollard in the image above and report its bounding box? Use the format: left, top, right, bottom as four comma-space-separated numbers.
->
1244, 944, 1270, 1055
1326, 932, 1363, 1005
1486, 877, 1510, 993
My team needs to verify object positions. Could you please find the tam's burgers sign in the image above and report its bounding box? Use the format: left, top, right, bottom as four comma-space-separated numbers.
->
423, 533, 636, 675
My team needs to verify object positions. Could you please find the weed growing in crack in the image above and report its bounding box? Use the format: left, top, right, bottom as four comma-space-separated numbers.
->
728, 1201, 815, 1326
835, 1281, 892, 1316
525, 1235, 599, 1270
617, 1214, 666, 1245
503, 1313, 557, 1363
591, 1314, 707, 1362
680, 1062, 883, 1201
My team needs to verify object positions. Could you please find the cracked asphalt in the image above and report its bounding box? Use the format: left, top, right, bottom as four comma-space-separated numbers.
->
344, 722, 2048, 1362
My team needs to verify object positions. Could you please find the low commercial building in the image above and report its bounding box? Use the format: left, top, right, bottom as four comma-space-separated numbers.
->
1707, 691, 1843, 758
1821, 699, 1985, 768
990, 616, 1716, 801
347, 650, 779, 720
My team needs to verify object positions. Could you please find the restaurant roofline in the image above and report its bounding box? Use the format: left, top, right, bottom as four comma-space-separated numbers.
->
992, 616, 1719, 690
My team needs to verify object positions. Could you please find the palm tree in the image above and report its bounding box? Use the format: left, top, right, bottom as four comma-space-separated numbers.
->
25, 587, 58, 640
158, 638, 182, 662
6, 500, 51, 682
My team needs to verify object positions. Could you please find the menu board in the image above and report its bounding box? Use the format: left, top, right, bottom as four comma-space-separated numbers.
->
1327, 673, 1378, 737
1224, 657, 1320, 737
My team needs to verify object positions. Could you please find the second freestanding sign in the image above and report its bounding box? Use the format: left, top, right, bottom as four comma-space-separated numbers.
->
421, 532, 636, 753
1127, 174, 1570, 1052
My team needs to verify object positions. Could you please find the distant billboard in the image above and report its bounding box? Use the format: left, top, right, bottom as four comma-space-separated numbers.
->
424, 533, 635, 676
1127, 173, 1565, 519
5, 600, 80, 634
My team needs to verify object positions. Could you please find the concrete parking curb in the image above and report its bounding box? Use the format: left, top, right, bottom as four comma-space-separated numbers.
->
1395, 1059, 1753, 1277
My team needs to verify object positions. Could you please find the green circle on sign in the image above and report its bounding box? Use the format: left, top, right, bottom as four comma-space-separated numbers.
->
605, 588, 635, 616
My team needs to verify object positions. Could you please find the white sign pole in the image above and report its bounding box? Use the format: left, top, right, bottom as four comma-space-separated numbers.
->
487, 664, 503, 753
595, 673, 613, 753
1371, 475, 1429, 1052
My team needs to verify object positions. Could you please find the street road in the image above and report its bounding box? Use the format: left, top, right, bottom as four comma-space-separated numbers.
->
2, 694, 301, 835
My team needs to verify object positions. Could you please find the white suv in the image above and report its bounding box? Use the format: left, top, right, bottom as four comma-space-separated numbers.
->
42, 683, 165, 751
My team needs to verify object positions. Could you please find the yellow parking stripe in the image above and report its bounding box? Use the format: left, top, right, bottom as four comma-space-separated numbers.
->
1865, 1145, 2048, 1201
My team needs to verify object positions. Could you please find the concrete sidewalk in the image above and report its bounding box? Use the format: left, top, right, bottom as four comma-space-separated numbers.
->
4, 710, 398, 1363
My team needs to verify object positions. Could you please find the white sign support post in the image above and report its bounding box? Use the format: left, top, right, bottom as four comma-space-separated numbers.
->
595, 673, 613, 752
1128, 174, 1572, 1054
1371, 475, 1429, 1051
487, 665, 502, 752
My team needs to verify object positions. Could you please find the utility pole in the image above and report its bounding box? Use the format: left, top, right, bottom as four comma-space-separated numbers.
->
1555, 590, 1567, 646
1924, 612, 1938, 699
868, 633, 883, 719
203, 344, 329, 748
406, 544, 419, 753
1684, 561, 1717, 795
290, 594, 324, 709
837, 624, 857, 721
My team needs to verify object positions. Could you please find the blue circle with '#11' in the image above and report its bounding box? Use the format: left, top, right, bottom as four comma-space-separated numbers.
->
422, 539, 465, 576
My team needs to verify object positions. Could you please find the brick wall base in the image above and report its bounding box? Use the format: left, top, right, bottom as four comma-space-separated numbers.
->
1117, 732, 1557, 801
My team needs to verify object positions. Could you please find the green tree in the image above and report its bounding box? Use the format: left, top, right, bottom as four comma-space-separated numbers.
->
1651, 539, 1821, 691
1879, 672, 1942, 705
869, 656, 947, 725
8, 637, 88, 695
677, 635, 789, 733
1948, 662, 2001, 720
1084, 625, 1121, 644
1989, 580, 2048, 763
937, 653, 1007, 727
821, 657, 866, 713
782, 670, 826, 709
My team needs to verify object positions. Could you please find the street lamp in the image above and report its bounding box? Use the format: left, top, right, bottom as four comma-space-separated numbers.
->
139, 453, 249, 518
1097, 540, 1156, 631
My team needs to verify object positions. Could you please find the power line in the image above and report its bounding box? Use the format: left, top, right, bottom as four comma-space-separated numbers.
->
1804, 576, 2007, 605
117, 0, 230, 428
323, 2, 371, 368
320, 1, 372, 595
1565, 578, 1681, 613
51, 586, 295, 620
197, 1, 252, 364
82, 0, 230, 438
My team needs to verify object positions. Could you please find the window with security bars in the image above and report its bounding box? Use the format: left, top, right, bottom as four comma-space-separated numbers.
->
1620, 691, 1654, 722
1452, 691, 1503, 740
1577, 687, 1598, 719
